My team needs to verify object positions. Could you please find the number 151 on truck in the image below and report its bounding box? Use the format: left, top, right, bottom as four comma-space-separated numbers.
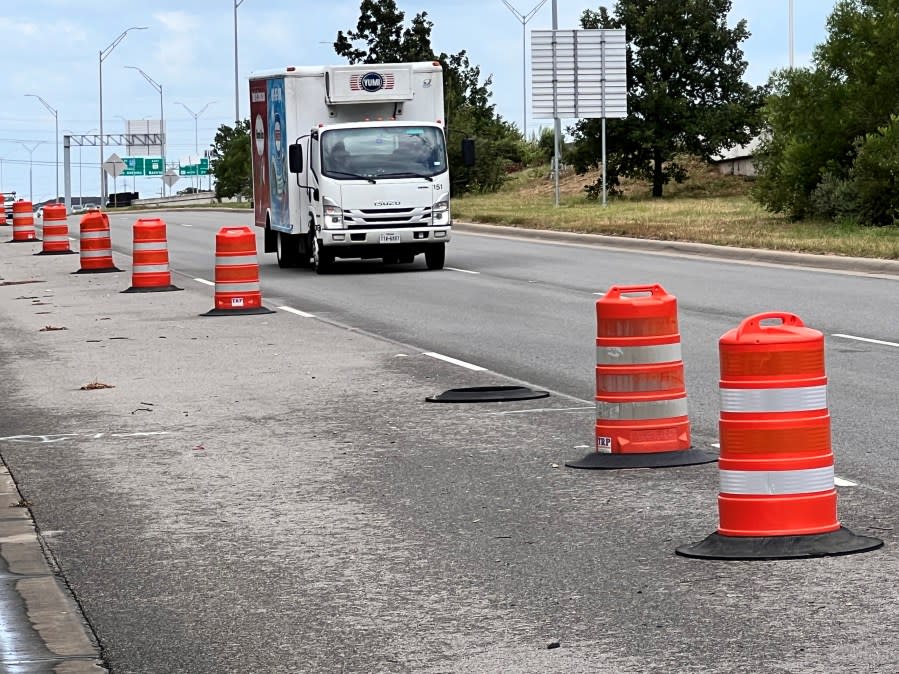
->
249, 60, 474, 274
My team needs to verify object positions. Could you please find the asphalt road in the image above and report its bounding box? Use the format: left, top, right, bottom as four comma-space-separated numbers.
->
0, 211, 896, 673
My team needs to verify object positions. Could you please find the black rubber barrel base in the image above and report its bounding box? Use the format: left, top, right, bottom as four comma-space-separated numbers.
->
426, 386, 549, 403
7, 238, 41, 243
675, 526, 884, 560
35, 250, 77, 256
122, 285, 183, 293
565, 448, 717, 470
201, 306, 275, 317
72, 267, 123, 274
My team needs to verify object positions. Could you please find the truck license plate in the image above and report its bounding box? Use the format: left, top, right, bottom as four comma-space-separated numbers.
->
379, 232, 401, 244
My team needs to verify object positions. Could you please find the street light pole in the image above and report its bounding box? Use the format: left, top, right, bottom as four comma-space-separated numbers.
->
234, 0, 248, 124
18, 142, 40, 203
124, 65, 166, 195
175, 101, 215, 190
25, 94, 59, 202
99, 26, 148, 208
501, 0, 548, 139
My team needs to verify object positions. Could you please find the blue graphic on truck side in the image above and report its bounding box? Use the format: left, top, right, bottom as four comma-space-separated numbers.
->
268, 78, 288, 227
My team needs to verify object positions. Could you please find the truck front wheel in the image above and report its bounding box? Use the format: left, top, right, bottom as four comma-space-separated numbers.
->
276, 231, 300, 268
312, 236, 334, 274
425, 243, 445, 270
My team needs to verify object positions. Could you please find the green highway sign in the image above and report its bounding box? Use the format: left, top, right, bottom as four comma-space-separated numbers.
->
122, 156, 165, 177
178, 157, 210, 176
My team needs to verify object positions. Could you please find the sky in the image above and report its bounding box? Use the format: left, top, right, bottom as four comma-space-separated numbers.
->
0, 0, 836, 204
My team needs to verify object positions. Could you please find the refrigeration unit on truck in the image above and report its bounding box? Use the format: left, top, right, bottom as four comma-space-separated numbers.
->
250, 61, 464, 273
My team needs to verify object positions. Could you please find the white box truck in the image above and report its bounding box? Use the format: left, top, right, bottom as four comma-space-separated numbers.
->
249, 61, 464, 273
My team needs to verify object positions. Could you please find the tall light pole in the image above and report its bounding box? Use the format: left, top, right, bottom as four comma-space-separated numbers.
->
25, 94, 59, 203
788, 0, 794, 68
99, 26, 148, 207
124, 65, 166, 195
234, 0, 248, 124
18, 142, 41, 203
175, 101, 215, 190
501, 0, 548, 139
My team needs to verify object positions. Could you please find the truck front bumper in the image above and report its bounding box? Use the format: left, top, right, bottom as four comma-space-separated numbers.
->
321, 226, 450, 258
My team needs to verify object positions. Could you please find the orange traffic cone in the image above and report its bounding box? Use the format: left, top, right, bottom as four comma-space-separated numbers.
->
122, 218, 181, 292
676, 312, 883, 560
73, 210, 121, 273
567, 284, 715, 469
35, 204, 76, 255
9, 200, 39, 243
202, 226, 273, 316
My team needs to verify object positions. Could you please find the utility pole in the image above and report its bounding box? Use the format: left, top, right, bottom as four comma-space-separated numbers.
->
501, 0, 549, 139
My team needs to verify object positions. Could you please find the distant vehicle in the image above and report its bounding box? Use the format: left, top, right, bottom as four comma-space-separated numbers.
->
3, 192, 16, 219
35, 207, 43, 219
71, 204, 85, 214
84, 203, 100, 211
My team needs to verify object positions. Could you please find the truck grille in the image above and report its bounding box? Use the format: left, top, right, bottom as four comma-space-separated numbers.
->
343, 206, 432, 228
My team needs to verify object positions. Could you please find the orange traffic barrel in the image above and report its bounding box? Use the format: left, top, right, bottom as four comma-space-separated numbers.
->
35, 203, 75, 255
677, 312, 883, 559
9, 200, 39, 242
0, 206, 7, 226
73, 210, 121, 274
202, 226, 273, 316
122, 218, 181, 293
567, 284, 714, 469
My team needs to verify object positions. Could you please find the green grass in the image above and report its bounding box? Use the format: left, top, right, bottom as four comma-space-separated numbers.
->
453, 165, 899, 260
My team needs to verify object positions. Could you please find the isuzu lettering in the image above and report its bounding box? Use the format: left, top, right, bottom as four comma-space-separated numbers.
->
249, 61, 455, 273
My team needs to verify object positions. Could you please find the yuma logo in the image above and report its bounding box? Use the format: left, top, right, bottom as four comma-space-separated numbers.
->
361, 72, 384, 92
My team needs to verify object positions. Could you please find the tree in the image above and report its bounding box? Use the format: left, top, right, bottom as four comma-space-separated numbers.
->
753, 0, 899, 225
209, 121, 250, 200
335, 0, 520, 193
568, 1, 765, 198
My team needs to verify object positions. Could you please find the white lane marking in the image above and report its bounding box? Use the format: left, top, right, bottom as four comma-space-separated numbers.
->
711, 442, 720, 449
592, 292, 605, 296
278, 305, 315, 318
194, 278, 215, 286
832, 333, 899, 348
423, 352, 486, 371
445, 267, 480, 275
179, 223, 193, 227
488, 406, 593, 415
834, 477, 858, 487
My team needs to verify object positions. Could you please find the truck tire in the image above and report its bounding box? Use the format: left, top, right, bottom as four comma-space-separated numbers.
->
276, 231, 300, 268
425, 243, 445, 270
312, 236, 334, 274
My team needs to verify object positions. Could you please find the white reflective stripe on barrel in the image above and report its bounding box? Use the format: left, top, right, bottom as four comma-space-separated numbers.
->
80, 250, 113, 258
133, 242, 168, 251
43, 234, 69, 242
80, 230, 110, 239
596, 343, 682, 365
215, 282, 261, 292
719, 466, 835, 495
720, 385, 827, 413
133, 264, 170, 273
596, 396, 688, 420
216, 255, 258, 265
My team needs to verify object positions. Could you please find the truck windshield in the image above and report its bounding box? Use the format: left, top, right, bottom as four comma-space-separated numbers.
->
321, 126, 447, 180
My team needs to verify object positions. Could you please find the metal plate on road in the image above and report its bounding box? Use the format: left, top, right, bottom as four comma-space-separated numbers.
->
379, 232, 401, 244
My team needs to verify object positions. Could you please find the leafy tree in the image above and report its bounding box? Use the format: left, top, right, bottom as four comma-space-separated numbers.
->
754, 0, 899, 225
335, 0, 519, 193
209, 121, 250, 200
569, 1, 765, 198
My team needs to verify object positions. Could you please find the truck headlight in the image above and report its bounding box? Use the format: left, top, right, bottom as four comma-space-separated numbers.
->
323, 202, 345, 229
432, 199, 449, 224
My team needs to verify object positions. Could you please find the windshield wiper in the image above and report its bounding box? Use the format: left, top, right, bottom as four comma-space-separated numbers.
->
378, 172, 433, 182
327, 170, 376, 184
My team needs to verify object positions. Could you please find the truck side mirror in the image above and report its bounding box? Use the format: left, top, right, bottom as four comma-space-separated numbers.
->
288, 144, 303, 173
461, 138, 476, 167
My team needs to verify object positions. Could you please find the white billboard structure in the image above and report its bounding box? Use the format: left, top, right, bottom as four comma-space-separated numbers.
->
125, 118, 164, 156
532, 28, 627, 205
